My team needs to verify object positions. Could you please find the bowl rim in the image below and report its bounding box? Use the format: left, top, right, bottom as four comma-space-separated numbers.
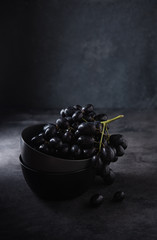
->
21, 123, 91, 162
19, 155, 92, 175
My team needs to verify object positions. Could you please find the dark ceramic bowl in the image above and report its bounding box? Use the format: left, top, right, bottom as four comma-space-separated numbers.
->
20, 156, 95, 200
20, 124, 92, 172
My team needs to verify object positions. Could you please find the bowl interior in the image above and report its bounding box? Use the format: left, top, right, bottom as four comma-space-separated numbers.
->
21, 124, 92, 172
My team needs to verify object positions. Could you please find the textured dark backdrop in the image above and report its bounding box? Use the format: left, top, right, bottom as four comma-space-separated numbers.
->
0, 0, 157, 111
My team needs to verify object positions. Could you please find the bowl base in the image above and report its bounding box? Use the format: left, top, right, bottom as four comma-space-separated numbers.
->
20, 157, 95, 200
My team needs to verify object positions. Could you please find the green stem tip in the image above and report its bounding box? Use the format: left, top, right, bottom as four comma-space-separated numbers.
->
101, 115, 124, 125
99, 115, 124, 152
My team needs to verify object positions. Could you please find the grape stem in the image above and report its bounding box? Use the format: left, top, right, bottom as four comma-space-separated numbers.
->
99, 123, 105, 152
82, 118, 87, 122
101, 115, 124, 125
98, 115, 124, 152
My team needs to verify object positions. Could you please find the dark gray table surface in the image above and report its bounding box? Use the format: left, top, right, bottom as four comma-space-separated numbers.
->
0, 110, 157, 240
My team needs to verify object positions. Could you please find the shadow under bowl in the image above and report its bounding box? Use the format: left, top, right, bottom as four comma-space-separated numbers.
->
20, 124, 92, 172
20, 156, 95, 200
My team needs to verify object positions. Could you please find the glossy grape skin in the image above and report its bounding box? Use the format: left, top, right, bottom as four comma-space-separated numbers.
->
72, 110, 83, 122
71, 145, 82, 159
60, 109, 66, 117
60, 143, 70, 155
64, 106, 76, 117
112, 191, 125, 202
78, 121, 102, 136
78, 122, 97, 136
73, 104, 82, 110
100, 146, 115, 163
94, 113, 107, 121
31, 134, 45, 147
77, 136, 95, 148
89, 111, 96, 117
90, 193, 104, 207
43, 123, 53, 131
56, 129, 64, 138
91, 155, 98, 167
91, 154, 103, 171
110, 147, 117, 161
65, 116, 73, 125
119, 138, 128, 150
116, 145, 124, 157
49, 137, 62, 149
38, 143, 49, 154
56, 118, 69, 129
82, 104, 94, 113
111, 147, 118, 162
74, 130, 80, 138
63, 131, 74, 144
72, 122, 79, 130
44, 125, 57, 140
83, 148, 97, 159
83, 114, 94, 122
109, 134, 128, 149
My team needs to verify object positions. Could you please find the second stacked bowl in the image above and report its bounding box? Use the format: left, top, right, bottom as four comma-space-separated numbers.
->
20, 124, 95, 200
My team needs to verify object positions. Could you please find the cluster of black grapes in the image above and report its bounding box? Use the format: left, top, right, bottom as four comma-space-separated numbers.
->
31, 104, 127, 183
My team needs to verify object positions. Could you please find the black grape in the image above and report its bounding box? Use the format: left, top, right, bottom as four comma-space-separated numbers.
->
72, 110, 83, 122
101, 147, 107, 160
44, 125, 57, 140
38, 143, 49, 154
112, 191, 125, 202
111, 147, 118, 162
43, 123, 53, 131
31, 134, 45, 147
60, 109, 66, 117
109, 134, 128, 149
90, 194, 104, 207
60, 143, 70, 155
116, 145, 124, 157
94, 113, 107, 121
64, 106, 76, 117
77, 136, 95, 148
91, 154, 103, 171
56, 117, 69, 129
83, 148, 97, 159
78, 122, 102, 136
49, 137, 62, 149
78, 122, 97, 136
65, 116, 73, 125
82, 104, 94, 113
72, 122, 79, 130
102, 145, 117, 163
82, 114, 94, 122
63, 131, 74, 144
56, 129, 64, 138
71, 145, 82, 159
88, 111, 96, 117
74, 130, 80, 138
73, 104, 82, 110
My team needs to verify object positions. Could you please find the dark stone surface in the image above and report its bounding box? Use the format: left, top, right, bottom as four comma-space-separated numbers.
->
0, 0, 157, 110
0, 110, 157, 240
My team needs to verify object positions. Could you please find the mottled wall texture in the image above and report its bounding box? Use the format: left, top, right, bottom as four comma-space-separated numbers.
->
0, 0, 157, 111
